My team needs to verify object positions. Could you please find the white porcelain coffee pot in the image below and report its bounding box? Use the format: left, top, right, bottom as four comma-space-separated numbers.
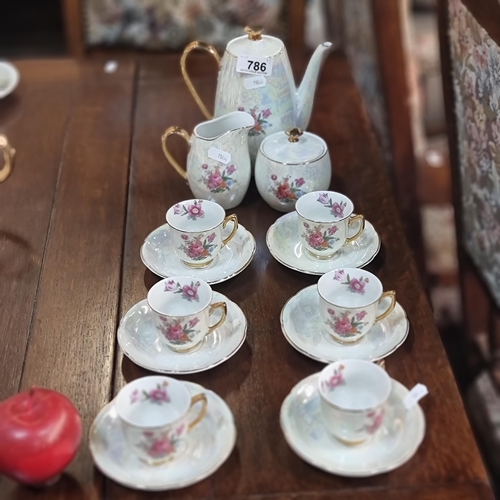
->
181, 26, 332, 160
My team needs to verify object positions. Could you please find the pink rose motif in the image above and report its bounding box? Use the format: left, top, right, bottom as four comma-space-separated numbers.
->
201, 163, 208, 170
207, 171, 223, 190
331, 202, 345, 217
349, 278, 366, 294
173, 204, 182, 215
130, 389, 140, 404
295, 177, 305, 187
328, 373, 344, 389
308, 231, 325, 248
207, 232, 216, 243
333, 269, 345, 281
303, 222, 309, 228
356, 310, 367, 320
327, 308, 335, 316
226, 164, 236, 175
182, 284, 199, 301
188, 203, 204, 218
188, 317, 200, 328
164, 280, 176, 291
181, 234, 189, 240
149, 388, 170, 403
271, 174, 277, 181
149, 437, 175, 457
328, 226, 338, 235
167, 323, 184, 340
187, 240, 205, 258
317, 193, 330, 205
276, 182, 292, 200
262, 108, 271, 119
335, 315, 353, 334
366, 410, 384, 434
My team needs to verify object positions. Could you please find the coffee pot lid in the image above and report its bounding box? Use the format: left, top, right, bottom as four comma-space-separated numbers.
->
261, 128, 328, 164
226, 26, 284, 58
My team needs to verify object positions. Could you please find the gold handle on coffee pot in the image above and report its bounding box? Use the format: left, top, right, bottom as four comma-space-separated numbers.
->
181, 41, 221, 120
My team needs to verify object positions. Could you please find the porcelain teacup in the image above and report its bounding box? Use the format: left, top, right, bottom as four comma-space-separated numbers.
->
318, 268, 396, 344
166, 199, 238, 268
115, 376, 207, 464
295, 191, 365, 259
147, 277, 227, 353
318, 360, 391, 444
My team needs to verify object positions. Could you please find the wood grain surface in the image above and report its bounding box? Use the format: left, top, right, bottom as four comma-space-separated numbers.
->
0, 55, 492, 499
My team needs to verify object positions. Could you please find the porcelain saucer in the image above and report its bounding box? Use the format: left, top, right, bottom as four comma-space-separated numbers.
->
281, 285, 409, 363
90, 382, 236, 490
141, 223, 256, 285
281, 374, 425, 477
118, 292, 246, 374
0, 62, 19, 99
266, 212, 380, 275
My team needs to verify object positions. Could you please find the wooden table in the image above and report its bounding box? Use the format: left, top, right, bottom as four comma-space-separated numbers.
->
0, 55, 492, 499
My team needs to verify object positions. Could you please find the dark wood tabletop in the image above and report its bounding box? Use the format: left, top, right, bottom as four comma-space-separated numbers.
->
0, 54, 493, 499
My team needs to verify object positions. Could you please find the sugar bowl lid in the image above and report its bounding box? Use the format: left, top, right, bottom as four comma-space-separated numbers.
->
227, 26, 284, 58
260, 128, 328, 165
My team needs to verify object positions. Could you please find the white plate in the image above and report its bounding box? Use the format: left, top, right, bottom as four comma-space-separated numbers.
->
281, 285, 409, 362
0, 62, 19, 99
118, 292, 246, 374
141, 223, 256, 285
281, 374, 425, 477
266, 212, 380, 275
90, 382, 236, 490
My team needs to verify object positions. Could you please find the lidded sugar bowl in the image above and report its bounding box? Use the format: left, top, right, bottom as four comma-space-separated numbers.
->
255, 128, 331, 212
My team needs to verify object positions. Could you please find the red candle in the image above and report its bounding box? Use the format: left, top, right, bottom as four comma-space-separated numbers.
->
0, 387, 82, 485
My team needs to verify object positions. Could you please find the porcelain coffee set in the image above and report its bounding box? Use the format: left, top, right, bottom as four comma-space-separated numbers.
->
89, 28, 427, 491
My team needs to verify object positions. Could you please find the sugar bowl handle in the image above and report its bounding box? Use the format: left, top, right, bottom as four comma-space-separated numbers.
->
181, 41, 221, 120
161, 126, 191, 180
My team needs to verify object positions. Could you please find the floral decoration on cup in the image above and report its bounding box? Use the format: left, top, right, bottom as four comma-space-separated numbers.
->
269, 175, 306, 203
333, 269, 369, 295
173, 200, 205, 220
130, 380, 170, 405
164, 279, 200, 302
200, 164, 237, 193
317, 192, 347, 218
238, 105, 272, 137
301, 222, 339, 251
325, 308, 369, 339
138, 426, 185, 459
321, 365, 345, 392
156, 316, 201, 346
179, 233, 217, 261
360, 409, 385, 434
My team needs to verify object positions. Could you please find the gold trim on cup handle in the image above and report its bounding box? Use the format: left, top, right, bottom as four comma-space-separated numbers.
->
208, 301, 227, 333
345, 214, 365, 244
375, 290, 397, 323
161, 126, 191, 180
181, 41, 221, 120
187, 393, 207, 431
0, 135, 15, 183
222, 214, 238, 247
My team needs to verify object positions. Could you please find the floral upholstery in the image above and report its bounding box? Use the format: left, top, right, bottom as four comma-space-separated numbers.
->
342, 0, 392, 165
449, 0, 500, 305
84, 0, 285, 50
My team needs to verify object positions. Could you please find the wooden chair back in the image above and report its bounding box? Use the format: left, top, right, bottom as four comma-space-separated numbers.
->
438, 0, 500, 382
342, 0, 425, 274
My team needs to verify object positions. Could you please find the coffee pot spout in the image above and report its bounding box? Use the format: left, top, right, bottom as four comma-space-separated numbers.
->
295, 42, 333, 130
